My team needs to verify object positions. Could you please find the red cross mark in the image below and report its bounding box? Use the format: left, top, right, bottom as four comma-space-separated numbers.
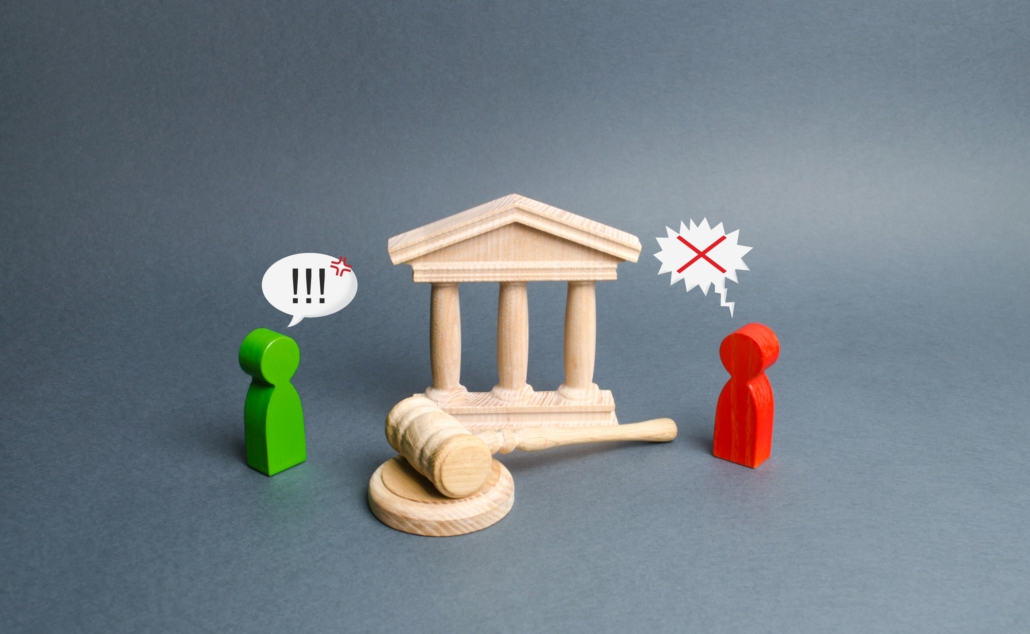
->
676, 235, 727, 274
330, 257, 352, 277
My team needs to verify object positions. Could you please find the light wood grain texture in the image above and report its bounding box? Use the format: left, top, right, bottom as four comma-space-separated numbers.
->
412, 223, 622, 283
388, 194, 642, 282
427, 283, 465, 399
713, 323, 780, 469
386, 396, 493, 498
385, 396, 677, 499
389, 194, 642, 429
476, 418, 677, 454
428, 388, 617, 431
368, 456, 515, 537
492, 281, 533, 402
557, 281, 598, 401
408, 261, 619, 283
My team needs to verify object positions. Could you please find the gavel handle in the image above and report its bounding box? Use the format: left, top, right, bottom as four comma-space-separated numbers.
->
475, 418, 677, 454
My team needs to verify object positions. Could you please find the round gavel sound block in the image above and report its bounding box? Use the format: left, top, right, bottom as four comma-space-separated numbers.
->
368, 456, 515, 537
385, 395, 678, 499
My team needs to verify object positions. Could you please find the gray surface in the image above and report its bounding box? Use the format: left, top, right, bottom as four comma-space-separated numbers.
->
2, 1, 1029, 631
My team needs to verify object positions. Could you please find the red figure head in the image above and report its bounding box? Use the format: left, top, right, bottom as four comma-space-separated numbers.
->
719, 323, 780, 380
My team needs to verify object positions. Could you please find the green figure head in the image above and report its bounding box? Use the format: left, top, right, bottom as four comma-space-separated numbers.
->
239, 328, 300, 385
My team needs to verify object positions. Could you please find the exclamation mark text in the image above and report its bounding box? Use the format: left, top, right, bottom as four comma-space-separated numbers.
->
319, 269, 326, 303
292, 268, 299, 303
305, 268, 312, 303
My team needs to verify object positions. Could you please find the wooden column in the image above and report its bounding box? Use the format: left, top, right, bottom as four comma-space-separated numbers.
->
558, 281, 599, 401
426, 283, 465, 399
492, 281, 533, 401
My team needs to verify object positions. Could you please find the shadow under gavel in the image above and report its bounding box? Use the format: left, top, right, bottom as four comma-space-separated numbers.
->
387, 395, 678, 498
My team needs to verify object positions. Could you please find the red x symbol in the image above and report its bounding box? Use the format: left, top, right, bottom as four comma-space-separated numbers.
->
676, 235, 727, 274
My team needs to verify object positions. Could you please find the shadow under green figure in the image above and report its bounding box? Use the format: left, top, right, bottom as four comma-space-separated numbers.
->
239, 328, 307, 476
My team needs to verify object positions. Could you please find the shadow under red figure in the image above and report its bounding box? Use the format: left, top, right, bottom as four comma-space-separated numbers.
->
713, 323, 780, 468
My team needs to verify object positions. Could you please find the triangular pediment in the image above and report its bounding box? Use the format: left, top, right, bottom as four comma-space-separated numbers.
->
388, 194, 642, 266
420, 222, 623, 263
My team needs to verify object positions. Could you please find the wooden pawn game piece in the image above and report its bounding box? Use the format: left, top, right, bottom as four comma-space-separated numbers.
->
713, 323, 780, 468
239, 328, 307, 476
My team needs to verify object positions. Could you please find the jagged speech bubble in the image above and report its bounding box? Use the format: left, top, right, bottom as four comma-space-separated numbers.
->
262, 253, 357, 327
655, 219, 751, 316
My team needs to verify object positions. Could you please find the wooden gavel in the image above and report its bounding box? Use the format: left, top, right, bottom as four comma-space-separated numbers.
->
386, 395, 678, 498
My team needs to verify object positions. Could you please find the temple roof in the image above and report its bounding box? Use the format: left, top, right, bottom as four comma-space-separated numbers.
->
388, 194, 642, 266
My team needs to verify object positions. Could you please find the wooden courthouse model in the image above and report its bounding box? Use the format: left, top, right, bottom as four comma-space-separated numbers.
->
388, 194, 642, 431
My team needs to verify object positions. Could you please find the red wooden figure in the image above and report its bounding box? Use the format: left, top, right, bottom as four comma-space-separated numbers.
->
713, 323, 780, 468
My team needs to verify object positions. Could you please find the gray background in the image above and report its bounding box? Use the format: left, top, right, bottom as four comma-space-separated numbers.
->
2, 1, 1028, 631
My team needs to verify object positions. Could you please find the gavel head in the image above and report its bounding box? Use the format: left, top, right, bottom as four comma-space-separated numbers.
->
385, 396, 493, 498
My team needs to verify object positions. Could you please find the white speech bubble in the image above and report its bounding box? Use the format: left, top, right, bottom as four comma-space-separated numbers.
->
655, 219, 751, 317
262, 253, 358, 327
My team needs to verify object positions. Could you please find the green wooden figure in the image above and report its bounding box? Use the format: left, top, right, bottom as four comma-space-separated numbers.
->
239, 328, 307, 476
